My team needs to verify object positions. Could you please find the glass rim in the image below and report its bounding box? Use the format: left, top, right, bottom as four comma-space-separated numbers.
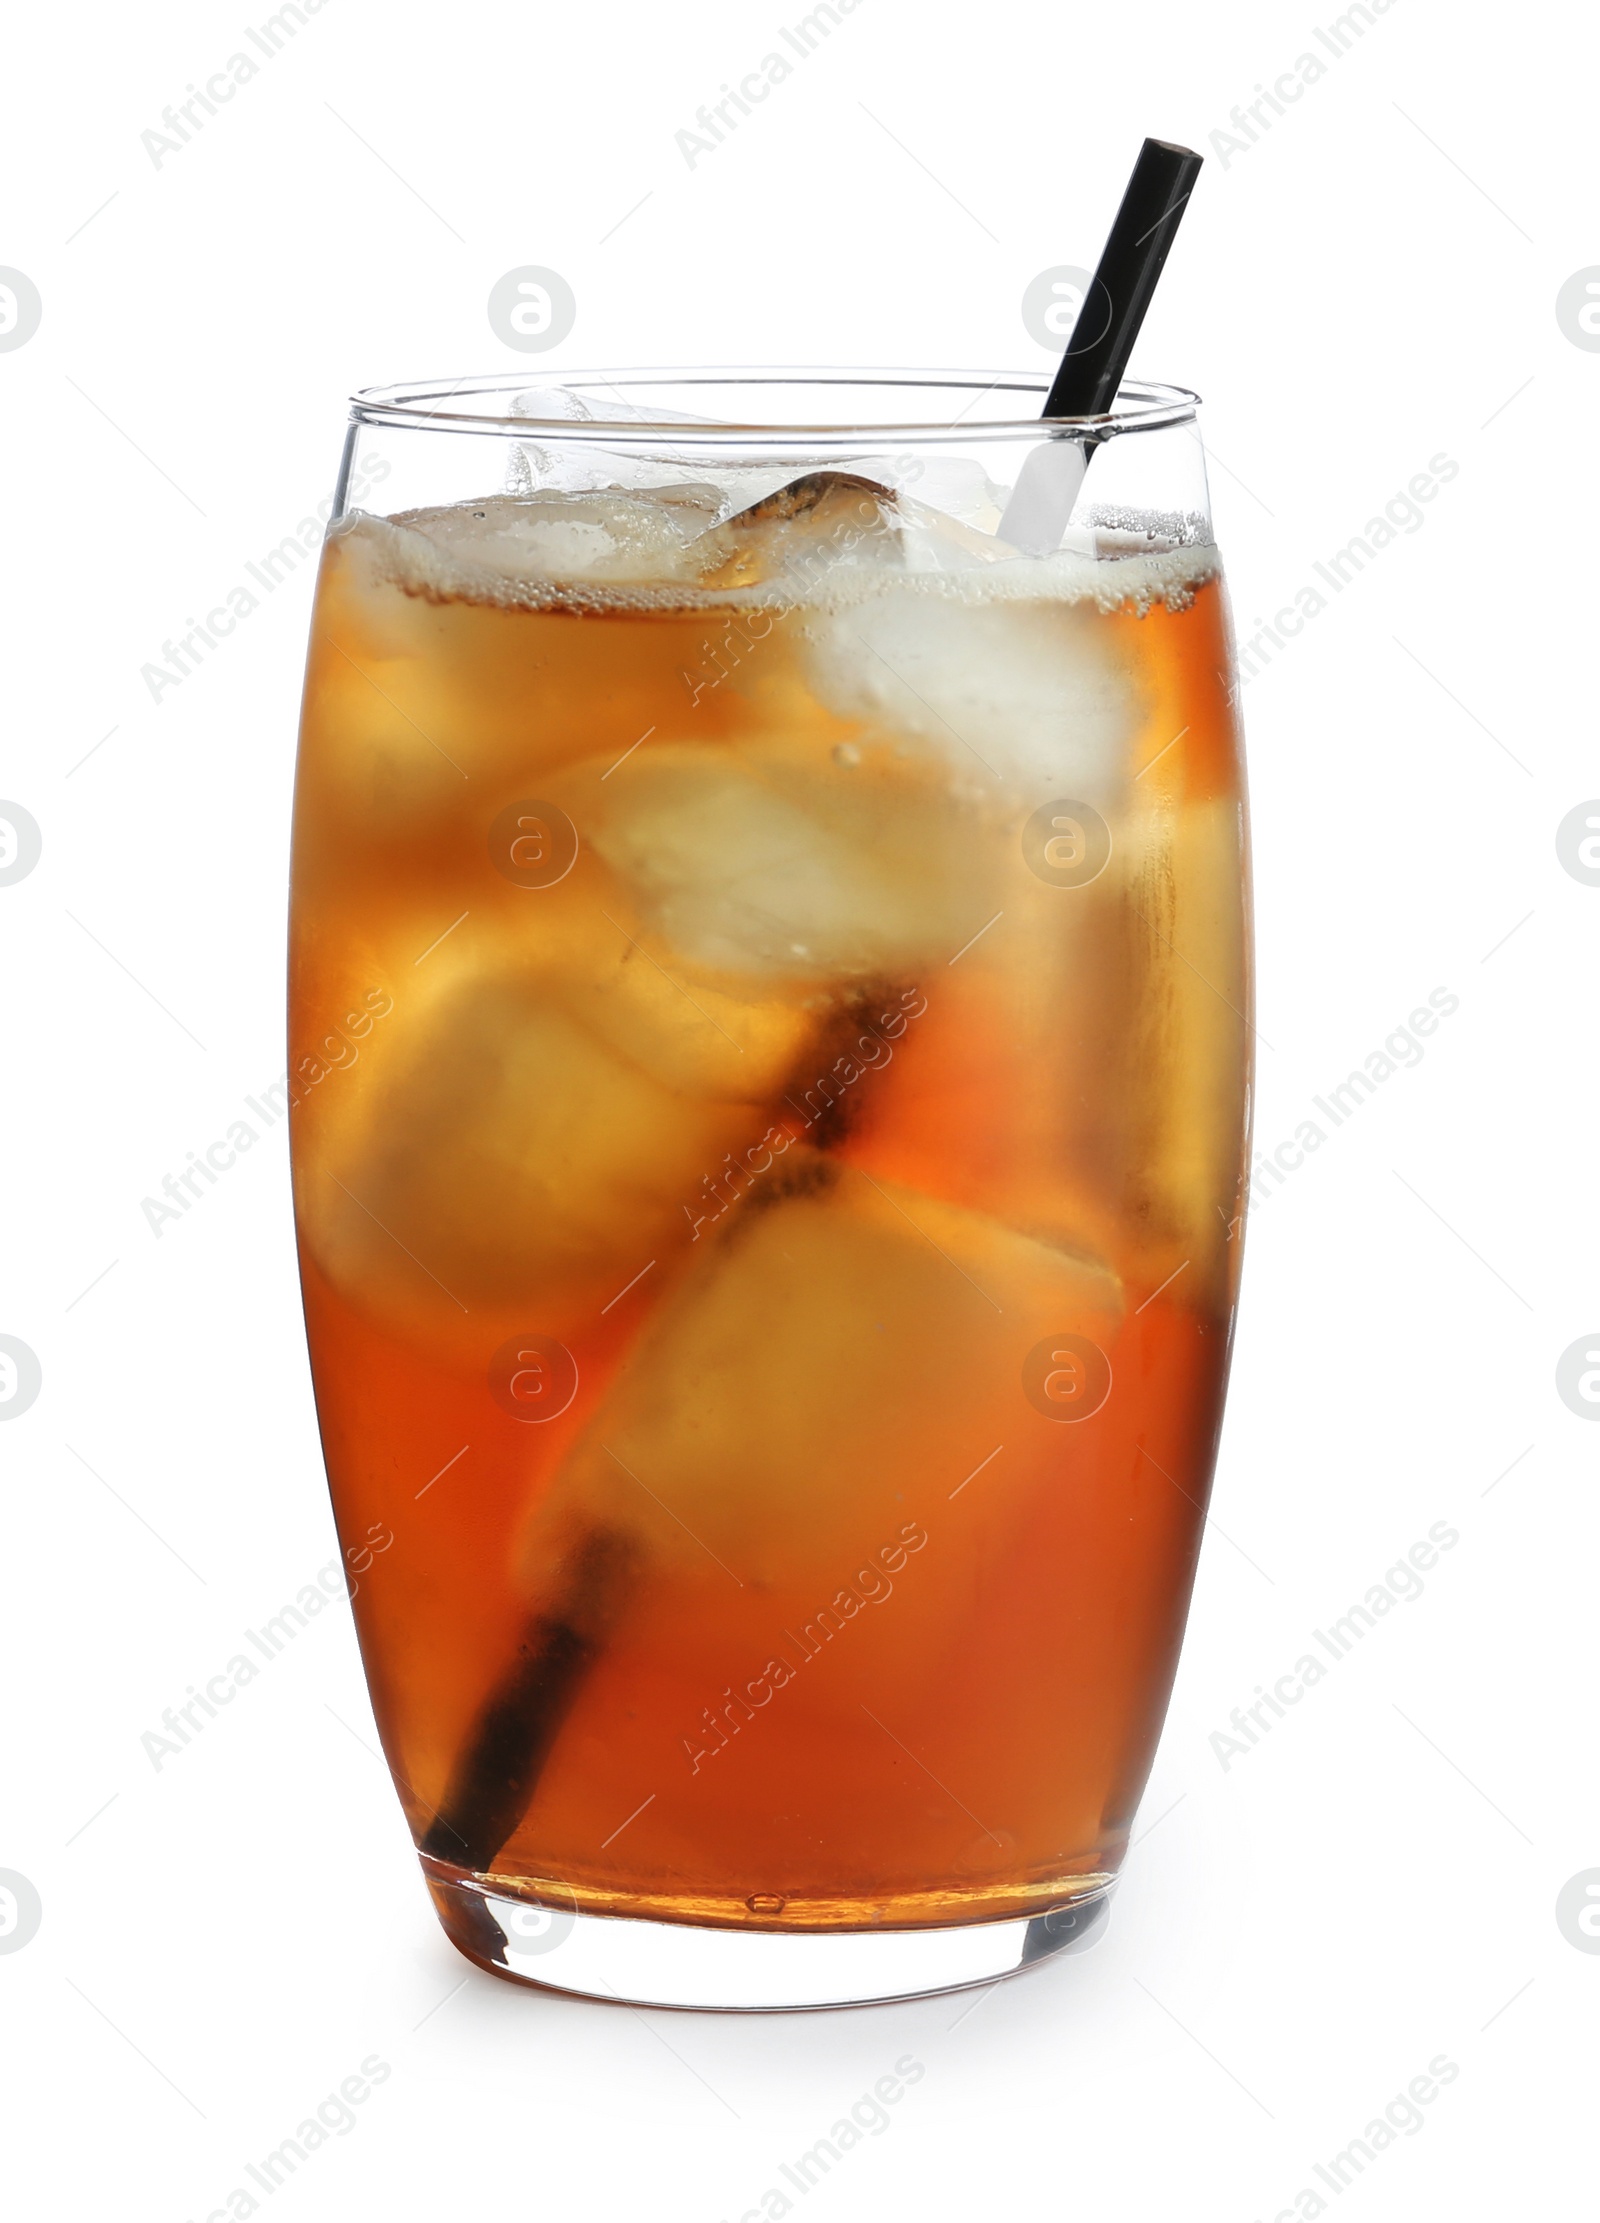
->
347, 369, 1201, 445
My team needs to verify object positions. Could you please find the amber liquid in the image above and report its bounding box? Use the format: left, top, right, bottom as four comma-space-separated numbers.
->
289, 520, 1250, 1929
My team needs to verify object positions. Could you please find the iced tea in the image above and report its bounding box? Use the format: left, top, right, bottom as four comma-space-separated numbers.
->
289, 421, 1250, 1967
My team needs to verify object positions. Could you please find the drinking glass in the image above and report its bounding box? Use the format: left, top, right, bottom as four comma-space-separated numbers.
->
288, 372, 1251, 2010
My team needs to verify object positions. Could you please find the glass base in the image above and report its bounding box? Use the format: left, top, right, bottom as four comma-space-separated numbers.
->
422, 1858, 1113, 2011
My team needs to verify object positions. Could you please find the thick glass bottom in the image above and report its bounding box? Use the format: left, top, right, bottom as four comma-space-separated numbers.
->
422, 1857, 1113, 2011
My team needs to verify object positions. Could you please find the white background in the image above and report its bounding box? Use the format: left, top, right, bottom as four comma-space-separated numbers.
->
2, 0, 1592, 2216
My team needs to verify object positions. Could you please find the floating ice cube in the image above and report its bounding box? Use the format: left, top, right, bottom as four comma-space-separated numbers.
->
899, 454, 1011, 529
510, 387, 602, 424
510, 389, 723, 428
800, 583, 1140, 796
561, 922, 818, 1102
515, 1157, 1124, 1605
893, 493, 1015, 576
506, 389, 754, 500
297, 969, 774, 1334
694, 471, 903, 593
381, 490, 731, 590
579, 742, 985, 980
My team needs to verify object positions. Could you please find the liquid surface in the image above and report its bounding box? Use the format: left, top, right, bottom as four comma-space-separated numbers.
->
289, 478, 1251, 1929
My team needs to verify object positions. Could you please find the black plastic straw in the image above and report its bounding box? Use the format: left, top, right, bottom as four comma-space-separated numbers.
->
1042, 137, 1203, 420
1044, 136, 1208, 417
998, 137, 1203, 551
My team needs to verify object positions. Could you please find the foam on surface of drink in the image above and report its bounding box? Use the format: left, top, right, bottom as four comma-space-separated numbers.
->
334, 485, 1218, 617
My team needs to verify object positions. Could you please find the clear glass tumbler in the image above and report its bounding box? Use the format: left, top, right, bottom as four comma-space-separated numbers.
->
288, 372, 1251, 2010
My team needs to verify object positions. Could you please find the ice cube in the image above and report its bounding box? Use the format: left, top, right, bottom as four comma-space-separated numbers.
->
893, 492, 1015, 575
511, 387, 599, 422
296, 967, 777, 1336
898, 455, 1012, 530
368, 489, 732, 593
515, 1156, 1124, 1606
698, 471, 902, 593
312, 515, 737, 805
800, 582, 1140, 796
576, 741, 987, 980
556, 918, 818, 1102
505, 391, 802, 513
510, 389, 724, 428
506, 388, 725, 493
